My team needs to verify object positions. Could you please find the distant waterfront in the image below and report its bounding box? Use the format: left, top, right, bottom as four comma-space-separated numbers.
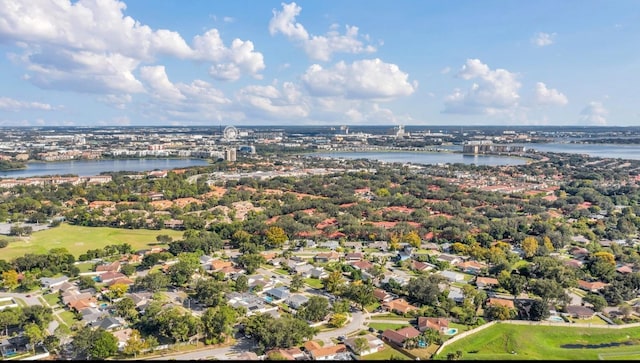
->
0, 158, 210, 178
314, 151, 528, 166
518, 143, 640, 160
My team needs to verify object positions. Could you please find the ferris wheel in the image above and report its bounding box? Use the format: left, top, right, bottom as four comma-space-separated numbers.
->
223, 125, 238, 141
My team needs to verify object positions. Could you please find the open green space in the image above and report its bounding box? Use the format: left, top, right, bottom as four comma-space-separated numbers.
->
2, 223, 184, 259
75, 262, 95, 273
43, 293, 60, 306
368, 322, 410, 331
364, 301, 380, 312
304, 277, 324, 289
58, 310, 78, 327
436, 323, 640, 360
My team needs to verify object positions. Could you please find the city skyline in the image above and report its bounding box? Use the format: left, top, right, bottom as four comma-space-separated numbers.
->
0, 0, 638, 127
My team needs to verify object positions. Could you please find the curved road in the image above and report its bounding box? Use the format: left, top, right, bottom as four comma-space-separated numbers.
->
146, 310, 369, 360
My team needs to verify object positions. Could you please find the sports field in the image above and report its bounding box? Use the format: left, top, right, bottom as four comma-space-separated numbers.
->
436, 323, 640, 360
1, 223, 184, 260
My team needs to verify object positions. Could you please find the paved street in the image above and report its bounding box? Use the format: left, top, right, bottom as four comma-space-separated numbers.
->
148, 337, 256, 360
0, 291, 42, 307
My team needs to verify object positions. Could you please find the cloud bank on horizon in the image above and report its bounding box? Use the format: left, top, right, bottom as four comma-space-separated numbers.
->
0, 0, 637, 127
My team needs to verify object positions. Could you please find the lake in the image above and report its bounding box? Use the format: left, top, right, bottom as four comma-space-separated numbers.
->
517, 143, 640, 160
314, 151, 529, 166
0, 158, 210, 178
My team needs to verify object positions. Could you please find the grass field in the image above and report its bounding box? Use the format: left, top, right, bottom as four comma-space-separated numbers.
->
43, 293, 60, 307
436, 323, 640, 360
304, 277, 324, 289
58, 310, 78, 327
2, 223, 185, 259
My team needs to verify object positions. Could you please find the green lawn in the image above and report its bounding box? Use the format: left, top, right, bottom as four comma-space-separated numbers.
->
364, 302, 380, 312
368, 322, 410, 331
304, 277, 324, 289
43, 293, 60, 307
370, 312, 408, 320
436, 323, 640, 360
275, 268, 289, 275
58, 310, 78, 327
2, 223, 184, 259
75, 262, 95, 273
362, 343, 412, 360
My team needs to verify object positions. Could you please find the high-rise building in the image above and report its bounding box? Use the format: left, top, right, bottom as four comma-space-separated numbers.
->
225, 148, 237, 162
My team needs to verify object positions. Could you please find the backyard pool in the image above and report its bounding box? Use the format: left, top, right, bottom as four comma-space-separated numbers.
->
548, 315, 564, 322
264, 296, 273, 303
444, 328, 458, 336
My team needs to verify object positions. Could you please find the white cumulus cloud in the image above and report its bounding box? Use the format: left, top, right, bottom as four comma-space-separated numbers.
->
580, 101, 608, 125
534, 82, 568, 106
0, 0, 265, 95
531, 32, 556, 47
301, 59, 416, 100
0, 96, 55, 111
269, 2, 376, 61
443, 59, 521, 114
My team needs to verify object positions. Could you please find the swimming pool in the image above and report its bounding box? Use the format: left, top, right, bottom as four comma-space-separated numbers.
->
264, 296, 274, 303
444, 328, 458, 336
548, 315, 564, 322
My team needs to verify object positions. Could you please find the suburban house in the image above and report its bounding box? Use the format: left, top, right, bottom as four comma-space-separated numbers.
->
437, 253, 462, 265
94, 316, 124, 331
351, 260, 374, 271
309, 267, 328, 279
39, 275, 70, 290
199, 255, 214, 270
447, 286, 465, 304
267, 347, 305, 360
107, 277, 135, 287
226, 292, 278, 316
417, 317, 449, 333
211, 259, 233, 271
285, 294, 309, 310
344, 334, 385, 356
317, 241, 340, 250
308, 344, 349, 360
80, 307, 106, 325
565, 305, 596, 319
98, 271, 128, 284
373, 288, 394, 303
294, 264, 314, 276
410, 260, 435, 272
456, 260, 487, 275
616, 265, 633, 274
112, 328, 133, 351
568, 246, 590, 259
368, 241, 388, 251
314, 251, 341, 263
440, 270, 465, 283
381, 326, 421, 348
487, 298, 515, 309
345, 252, 364, 261
264, 287, 290, 302
577, 280, 608, 292
475, 276, 499, 289
382, 298, 419, 314
96, 261, 121, 273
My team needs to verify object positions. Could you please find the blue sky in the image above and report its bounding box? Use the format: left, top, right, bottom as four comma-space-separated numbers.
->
0, 0, 638, 127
